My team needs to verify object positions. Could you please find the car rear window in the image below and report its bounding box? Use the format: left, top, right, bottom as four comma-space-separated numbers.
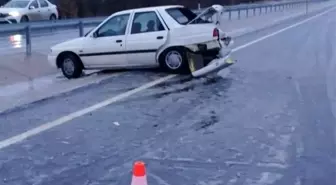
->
165, 7, 197, 25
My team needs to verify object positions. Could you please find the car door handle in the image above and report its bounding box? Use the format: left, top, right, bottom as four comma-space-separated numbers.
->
157, 36, 163, 40
116, 40, 122, 43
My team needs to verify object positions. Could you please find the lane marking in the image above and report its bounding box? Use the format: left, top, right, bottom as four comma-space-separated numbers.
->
232, 6, 336, 52
0, 74, 176, 150
0, 6, 335, 150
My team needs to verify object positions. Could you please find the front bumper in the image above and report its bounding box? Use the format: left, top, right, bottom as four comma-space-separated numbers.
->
187, 47, 236, 77
47, 54, 57, 68
0, 16, 19, 24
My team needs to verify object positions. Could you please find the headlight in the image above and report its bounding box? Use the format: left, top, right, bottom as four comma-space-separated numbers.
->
9, 11, 20, 17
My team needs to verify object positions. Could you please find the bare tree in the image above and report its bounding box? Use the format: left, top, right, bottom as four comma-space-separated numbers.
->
52, 0, 266, 18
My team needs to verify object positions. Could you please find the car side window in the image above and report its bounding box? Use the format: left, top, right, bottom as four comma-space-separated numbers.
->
29, 0, 39, 8
96, 14, 130, 37
38, 0, 48, 7
131, 11, 165, 34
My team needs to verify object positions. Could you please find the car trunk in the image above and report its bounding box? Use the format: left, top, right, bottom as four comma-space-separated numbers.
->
188, 5, 224, 26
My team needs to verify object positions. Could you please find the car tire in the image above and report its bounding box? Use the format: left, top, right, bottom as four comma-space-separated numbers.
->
20, 15, 29, 23
159, 47, 190, 74
49, 14, 56, 21
60, 53, 83, 79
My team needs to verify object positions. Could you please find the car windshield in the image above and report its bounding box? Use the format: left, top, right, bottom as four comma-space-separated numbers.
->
166, 7, 211, 25
3, 0, 29, 8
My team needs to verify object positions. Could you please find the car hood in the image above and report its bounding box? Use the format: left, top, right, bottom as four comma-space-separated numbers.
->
51, 37, 85, 51
0, 8, 24, 13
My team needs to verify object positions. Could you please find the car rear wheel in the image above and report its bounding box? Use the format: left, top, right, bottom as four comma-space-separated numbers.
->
60, 54, 83, 79
159, 47, 190, 74
20, 15, 29, 23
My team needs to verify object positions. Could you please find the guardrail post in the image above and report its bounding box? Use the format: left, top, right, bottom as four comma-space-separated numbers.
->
228, 10, 231, 20
259, 7, 262, 15
79, 21, 84, 37
253, 8, 256, 16
265, 6, 268, 13
238, 10, 241, 19
25, 25, 31, 56
245, 8, 248, 17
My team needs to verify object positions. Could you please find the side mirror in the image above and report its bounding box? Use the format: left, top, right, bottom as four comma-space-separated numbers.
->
92, 32, 98, 38
29, 6, 35, 9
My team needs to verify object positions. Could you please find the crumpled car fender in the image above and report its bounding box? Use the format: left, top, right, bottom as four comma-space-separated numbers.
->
155, 27, 217, 62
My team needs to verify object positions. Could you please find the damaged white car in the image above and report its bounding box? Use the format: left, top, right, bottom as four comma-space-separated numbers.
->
48, 4, 235, 79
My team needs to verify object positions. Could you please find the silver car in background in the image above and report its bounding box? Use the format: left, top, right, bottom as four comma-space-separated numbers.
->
0, 0, 58, 24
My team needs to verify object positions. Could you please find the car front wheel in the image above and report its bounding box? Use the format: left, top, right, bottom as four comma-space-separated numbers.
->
49, 14, 56, 21
60, 54, 83, 79
159, 47, 190, 74
20, 15, 29, 23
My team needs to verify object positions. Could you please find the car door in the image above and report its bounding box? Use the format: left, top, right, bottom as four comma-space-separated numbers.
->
26, 0, 42, 21
80, 13, 130, 68
38, 0, 49, 20
125, 10, 168, 66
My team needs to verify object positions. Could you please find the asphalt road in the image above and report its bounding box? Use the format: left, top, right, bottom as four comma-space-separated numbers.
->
0, 6, 335, 185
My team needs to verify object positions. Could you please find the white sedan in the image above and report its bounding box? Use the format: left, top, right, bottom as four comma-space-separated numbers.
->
0, 0, 58, 23
48, 5, 235, 79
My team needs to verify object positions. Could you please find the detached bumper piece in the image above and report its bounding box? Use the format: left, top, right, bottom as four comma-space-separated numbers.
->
186, 48, 236, 78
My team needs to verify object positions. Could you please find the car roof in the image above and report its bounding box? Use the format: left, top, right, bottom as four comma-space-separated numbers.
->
115, 5, 184, 14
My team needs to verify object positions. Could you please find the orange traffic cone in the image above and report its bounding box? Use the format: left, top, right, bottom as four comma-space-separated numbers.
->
131, 161, 148, 185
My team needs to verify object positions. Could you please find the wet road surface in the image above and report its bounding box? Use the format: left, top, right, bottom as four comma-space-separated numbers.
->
0, 7, 336, 185
0, 26, 95, 54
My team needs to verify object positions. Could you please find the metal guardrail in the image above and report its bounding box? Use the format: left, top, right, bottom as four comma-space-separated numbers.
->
0, 0, 321, 56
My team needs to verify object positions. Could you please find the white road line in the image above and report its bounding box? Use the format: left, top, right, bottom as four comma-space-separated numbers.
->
232, 6, 336, 52
0, 6, 334, 150
0, 74, 176, 150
